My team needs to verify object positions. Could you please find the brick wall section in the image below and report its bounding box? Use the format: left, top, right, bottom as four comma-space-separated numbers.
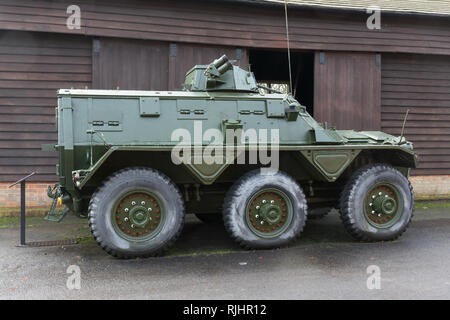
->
409, 175, 450, 200
0, 182, 53, 216
0, 177, 449, 216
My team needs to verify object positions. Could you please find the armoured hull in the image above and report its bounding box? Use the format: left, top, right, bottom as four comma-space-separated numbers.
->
44, 55, 418, 258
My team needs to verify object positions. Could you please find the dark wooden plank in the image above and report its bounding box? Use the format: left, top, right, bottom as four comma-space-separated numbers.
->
0, 63, 91, 73
0, 157, 57, 165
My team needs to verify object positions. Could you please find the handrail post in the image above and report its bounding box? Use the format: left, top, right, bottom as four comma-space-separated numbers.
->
9, 172, 36, 247
20, 180, 26, 246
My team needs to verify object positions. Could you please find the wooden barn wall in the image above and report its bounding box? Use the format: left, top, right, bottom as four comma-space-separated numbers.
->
0, 31, 92, 182
0, 0, 449, 55
92, 38, 169, 90
92, 38, 248, 91
381, 53, 450, 176
314, 51, 381, 131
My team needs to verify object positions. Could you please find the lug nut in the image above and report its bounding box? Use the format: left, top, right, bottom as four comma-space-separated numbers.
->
148, 208, 152, 212
125, 208, 129, 212
131, 224, 135, 228
255, 214, 259, 218
262, 200, 267, 204
270, 200, 274, 204
132, 201, 136, 206
260, 221, 264, 225
141, 201, 145, 205
124, 217, 129, 222
256, 206, 260, 210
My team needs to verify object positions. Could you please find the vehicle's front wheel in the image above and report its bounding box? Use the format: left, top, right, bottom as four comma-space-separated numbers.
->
339, 164, 414, 242
88, 167, 185, 258
223, 169, 307, 249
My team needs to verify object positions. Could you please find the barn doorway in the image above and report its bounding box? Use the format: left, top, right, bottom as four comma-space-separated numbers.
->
249, 50, 314, 115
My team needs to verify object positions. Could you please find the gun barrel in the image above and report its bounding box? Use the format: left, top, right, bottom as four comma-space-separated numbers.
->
217, 61, 233, 74
212, 55, 229, 69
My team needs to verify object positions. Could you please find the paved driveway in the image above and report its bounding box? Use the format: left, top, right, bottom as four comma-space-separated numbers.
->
0, 207, 449, 299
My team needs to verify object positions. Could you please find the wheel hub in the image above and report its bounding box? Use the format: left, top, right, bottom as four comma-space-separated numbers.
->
246, 190, 292, 238
259, 204, 282, 224
365, 184, 401, 227
129, 206, 150, 227
113, 191, 163, 239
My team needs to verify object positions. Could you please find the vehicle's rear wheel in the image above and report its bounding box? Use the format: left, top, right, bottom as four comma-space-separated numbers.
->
88, 167, 185, 258
195, 213, 222, 224
223, 169, 307, 249
308, 207, 332, 219
339, 164, 414, 242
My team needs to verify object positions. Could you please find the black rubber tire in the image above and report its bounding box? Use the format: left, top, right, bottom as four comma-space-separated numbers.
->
308, 207, 332, 220
88, 167, 185, 259
223, 169, 307, 249
339, 164, 414, 242
195, 213, 223, 224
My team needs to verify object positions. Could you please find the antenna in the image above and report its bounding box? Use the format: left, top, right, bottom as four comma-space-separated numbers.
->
284, 0, 293, 95
399, 108, 410, 145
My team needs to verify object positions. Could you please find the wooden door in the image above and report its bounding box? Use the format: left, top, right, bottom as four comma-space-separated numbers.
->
314, 51, 381, 131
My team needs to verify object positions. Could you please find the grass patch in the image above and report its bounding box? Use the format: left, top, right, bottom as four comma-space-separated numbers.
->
166, 248, 236, 258
0, 207, 48, 217
0, 216, 47, 229
415, 201, 450, 210
76, 235, 96, 244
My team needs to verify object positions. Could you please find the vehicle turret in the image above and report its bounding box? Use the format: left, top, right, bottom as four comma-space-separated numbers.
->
183, 55, 258, 92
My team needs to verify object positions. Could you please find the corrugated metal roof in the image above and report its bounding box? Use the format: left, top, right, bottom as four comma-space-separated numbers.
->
246, 0, 450, 16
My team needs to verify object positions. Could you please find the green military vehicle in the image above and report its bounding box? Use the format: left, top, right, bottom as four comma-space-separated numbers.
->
45, 55, 418, 258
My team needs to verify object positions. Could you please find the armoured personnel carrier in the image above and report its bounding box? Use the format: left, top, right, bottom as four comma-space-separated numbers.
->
45, 55, 418, 258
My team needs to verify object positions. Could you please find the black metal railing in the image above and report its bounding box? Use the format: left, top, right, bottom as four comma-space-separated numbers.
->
9, 172, 36, 246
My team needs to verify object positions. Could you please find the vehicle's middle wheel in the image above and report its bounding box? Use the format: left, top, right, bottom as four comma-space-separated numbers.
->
223, 169, 307, 249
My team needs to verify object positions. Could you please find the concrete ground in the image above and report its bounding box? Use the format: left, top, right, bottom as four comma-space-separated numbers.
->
0, 206, 449, 300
